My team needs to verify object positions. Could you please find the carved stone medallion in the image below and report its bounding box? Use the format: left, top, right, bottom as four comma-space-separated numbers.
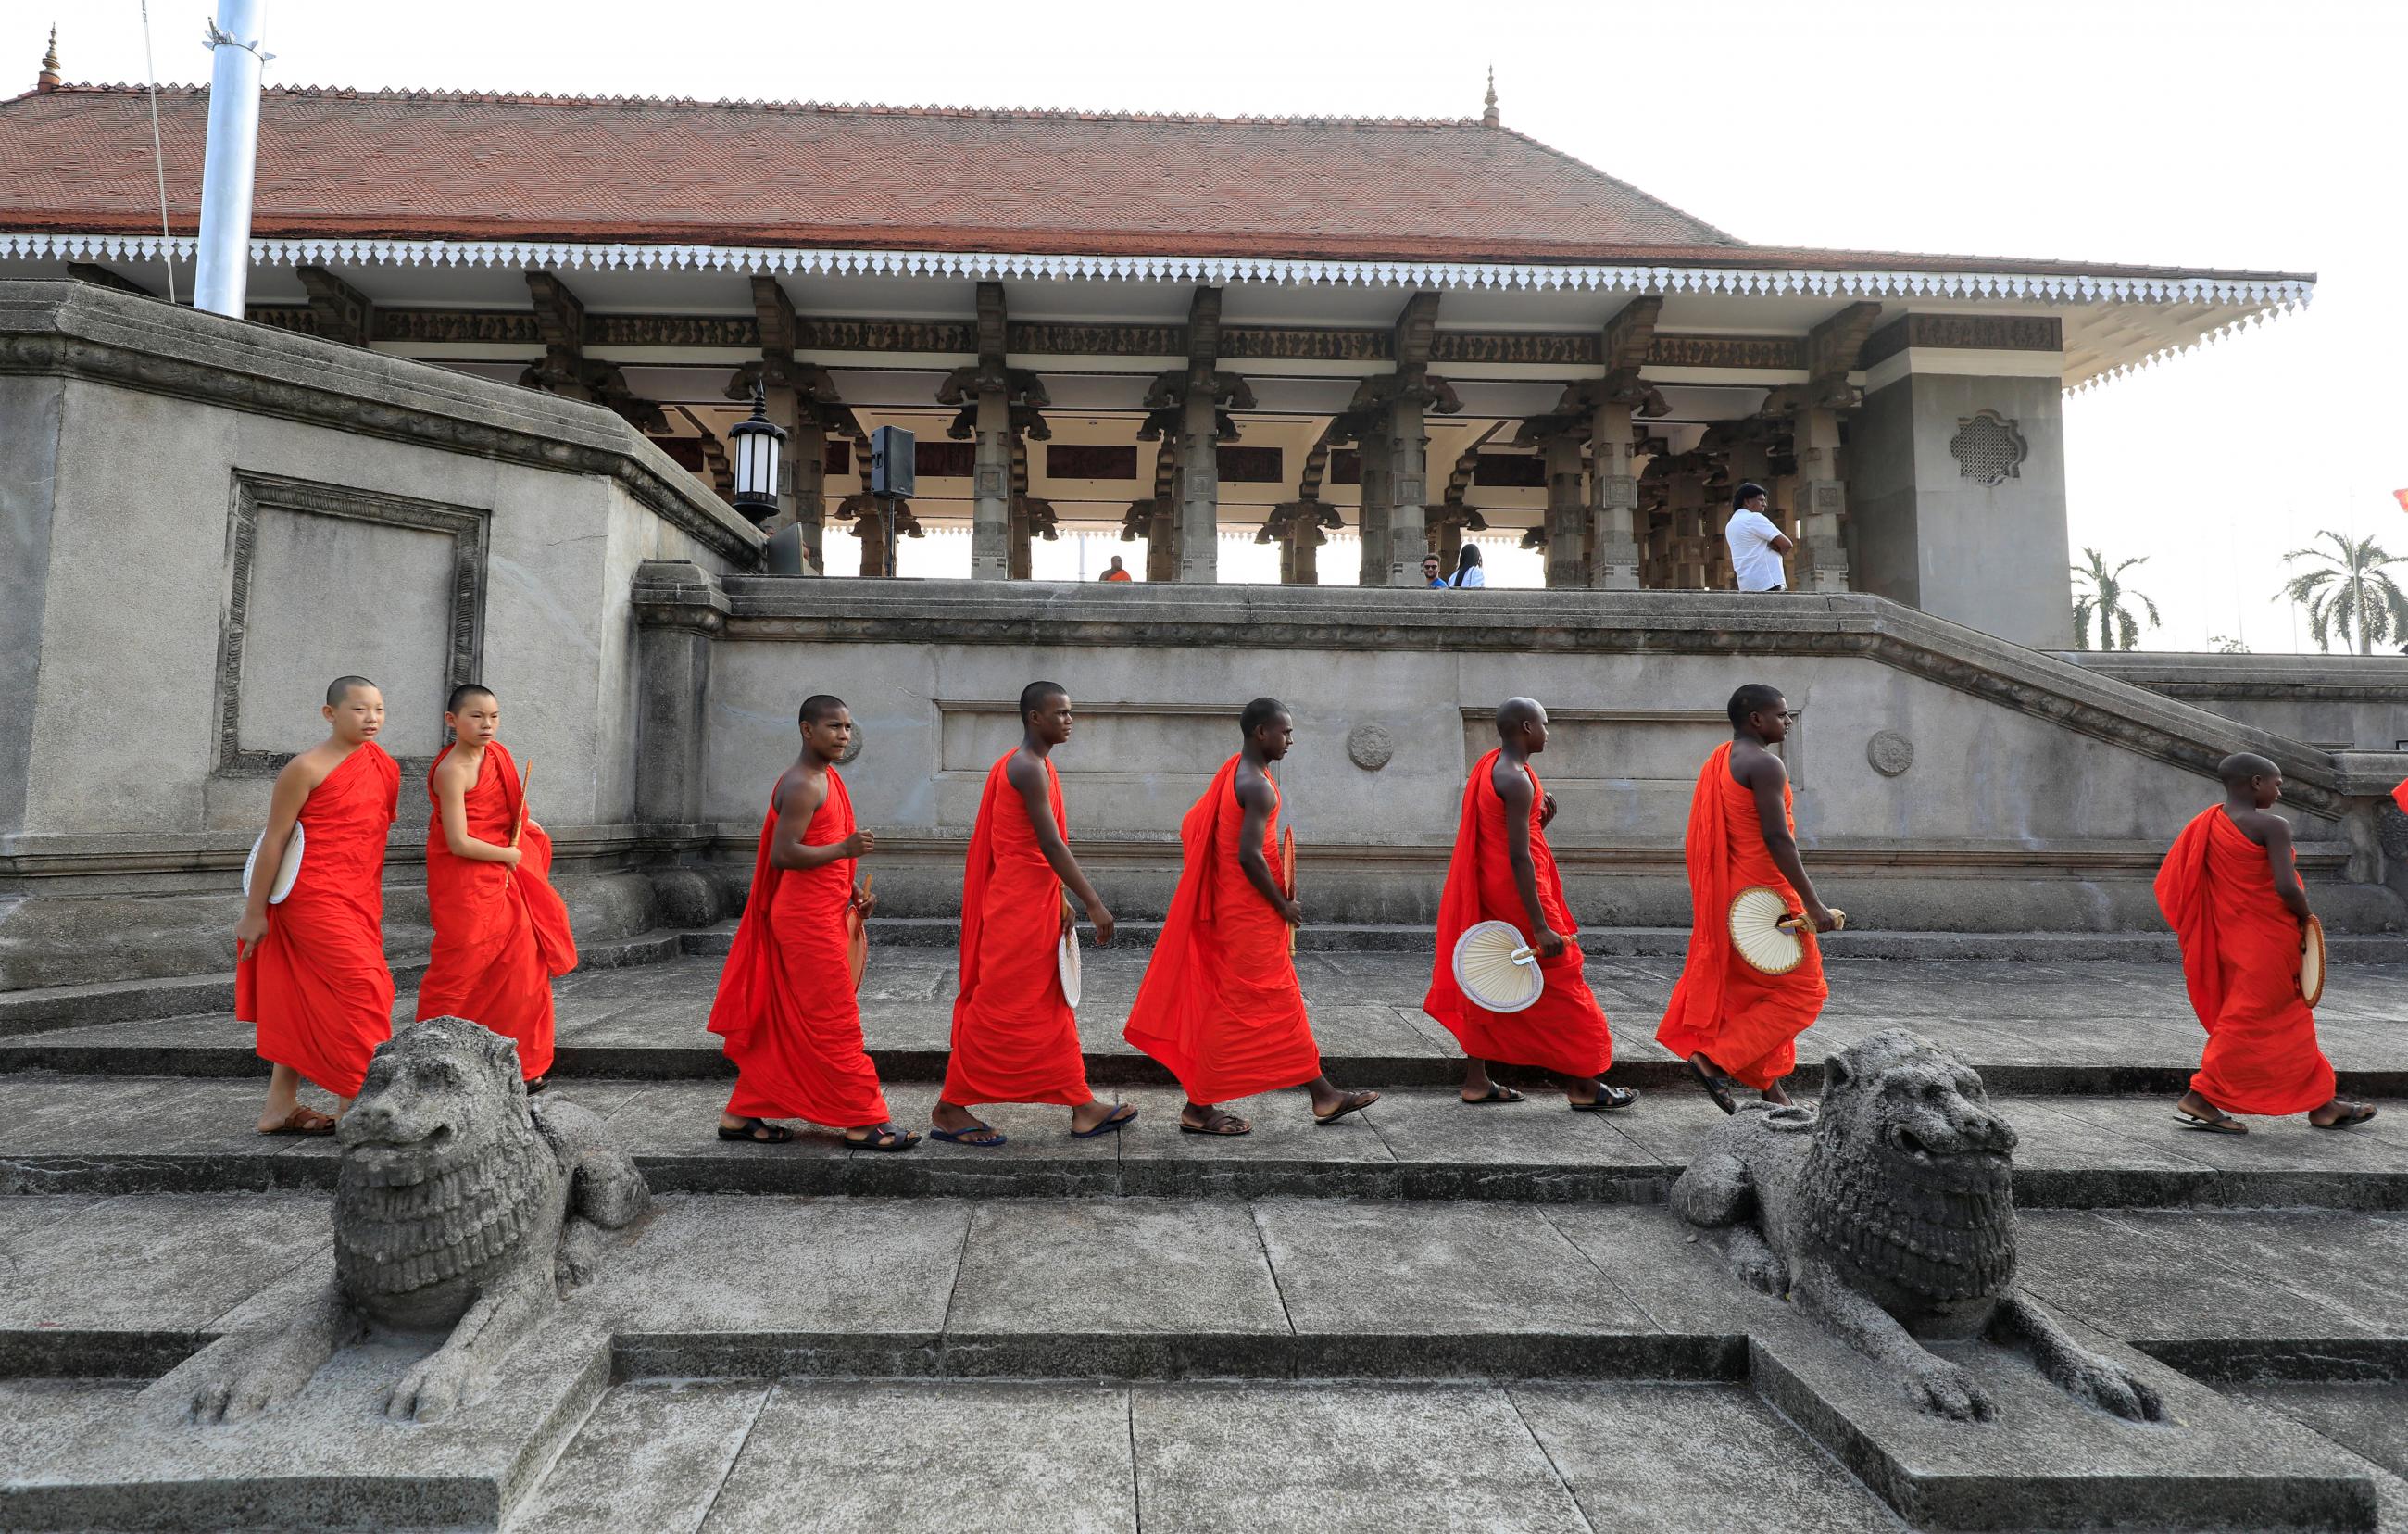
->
1346, 722, 1394, 772
1866, 730, 1915, 778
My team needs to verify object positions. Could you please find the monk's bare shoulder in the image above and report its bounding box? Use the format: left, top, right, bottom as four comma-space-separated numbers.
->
279, 741, 346, 798
1233, 762, 1273, 811
2224, 806, 2287, 846
1731, 741, 1787, 791
773, 761, 825, 822
1491, 755, 1534, 806
1004, 748, 1046, 795
432, 748, 479, 795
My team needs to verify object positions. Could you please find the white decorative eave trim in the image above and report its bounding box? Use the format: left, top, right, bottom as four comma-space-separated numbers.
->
0, 231, 2320, 309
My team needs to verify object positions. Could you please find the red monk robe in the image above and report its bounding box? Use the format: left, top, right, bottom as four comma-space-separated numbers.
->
1656, 742, 1829, 1090
1423, 749, 1613, 1078
414, 742, 577, 1080
709, 770, 890, 1128
238, 742, 400, 1098
2154, 806, 2335, 1115
1124, 757, 1323, 1101
945, 753, 1091, 1107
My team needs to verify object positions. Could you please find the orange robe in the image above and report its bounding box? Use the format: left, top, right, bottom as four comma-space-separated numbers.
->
414, 742, 576, 1080
237, 742, 400, 1098
2155, 806, 2335, 1115
1124, 757, 1322, 1102
1656, 742, 1828, 1090
944, 752, 1091, 1107
708, 770, 891, 1128
2393, 778, 2407, 816
1423, 749, 1612, 1078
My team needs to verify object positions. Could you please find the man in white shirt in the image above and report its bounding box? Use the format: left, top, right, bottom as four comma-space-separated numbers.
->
1724, 482, 1794, 593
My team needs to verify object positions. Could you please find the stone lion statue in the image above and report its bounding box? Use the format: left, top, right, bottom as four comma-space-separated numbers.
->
1673, 1027, 2163, 1423
145, 1017, 649, 1425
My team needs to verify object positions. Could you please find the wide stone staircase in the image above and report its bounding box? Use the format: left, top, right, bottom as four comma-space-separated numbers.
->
3, 941, 2405, 1531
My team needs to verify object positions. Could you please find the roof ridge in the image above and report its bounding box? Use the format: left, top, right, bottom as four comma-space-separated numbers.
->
1490, 123, 1742, 248
31, 82, 1488, 127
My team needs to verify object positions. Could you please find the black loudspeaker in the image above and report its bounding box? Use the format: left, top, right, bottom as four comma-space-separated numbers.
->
870, 425, 917, 498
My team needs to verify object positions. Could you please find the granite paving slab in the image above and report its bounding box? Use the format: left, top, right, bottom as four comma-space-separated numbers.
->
508, 1378, 771, 1534
2232, 1381, 2408, 1484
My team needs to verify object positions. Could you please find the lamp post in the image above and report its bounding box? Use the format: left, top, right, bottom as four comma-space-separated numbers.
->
727, 380, 787, 528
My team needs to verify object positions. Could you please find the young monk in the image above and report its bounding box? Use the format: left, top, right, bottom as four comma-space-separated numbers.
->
1124, 698, 1379, 1136
234, 676, 401, 1134
415, 685, 576, 1090
933, 681, 1137, 1146
1424, 698, 1637, 1112
708, 695, 917, 1150
2158, 752, 2376, 1133
1657, 684, 1837, 1114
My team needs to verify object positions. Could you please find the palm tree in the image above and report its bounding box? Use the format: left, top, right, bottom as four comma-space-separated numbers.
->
2276, 531, 2408, 654
2069, 548, 2161, 651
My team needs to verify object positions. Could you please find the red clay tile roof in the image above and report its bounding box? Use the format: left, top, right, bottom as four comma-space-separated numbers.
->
0, 84, 1743, 261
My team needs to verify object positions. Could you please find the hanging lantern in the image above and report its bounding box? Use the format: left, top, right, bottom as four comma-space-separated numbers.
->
727, 379, 787, 527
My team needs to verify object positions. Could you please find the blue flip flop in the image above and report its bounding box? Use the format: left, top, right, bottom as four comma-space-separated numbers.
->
928, 1122, 1009, 1148
1070, 1102, 1138, 1139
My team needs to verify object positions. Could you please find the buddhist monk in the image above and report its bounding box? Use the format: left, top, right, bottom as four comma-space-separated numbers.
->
708, 696, 916, 1150
2158, 752, 2375, 1133
414, 684, 577, 1089
1124, 698, 1378, 1136
932, 681, 1136, 1146
1657, 684, 1837, 1113
1424, 698, 1637, 1112
234, 676, 400, 1134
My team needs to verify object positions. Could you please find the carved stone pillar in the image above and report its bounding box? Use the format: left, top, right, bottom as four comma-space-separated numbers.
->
1589, 401, 1641, 589
1148, 497, 1178, 581
790, 421, 826, 572
1666, 469, 1712, 588
1793, 405, 1852, 592
1541, 430, 1588, 588
1356, 427, 1393, 585
1382, 399, 1429, 586
631, 561, 726, 825
971, 385, 1011, 581
1176, 379, 1219, 584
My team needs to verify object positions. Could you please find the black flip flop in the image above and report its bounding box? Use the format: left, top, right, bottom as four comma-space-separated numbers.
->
928, 1121, 1009, 1148
1071, 1103, 1139, 1139
1180, 1109, 1252, 1137
1571, 1085, 1640, 1113
847, 1124, 922, 1152
717, 1117, 796, 1143
2174, 1109, 2248, 1136
1461, 1084, 1526, 1105
1314, 1090, 1379, 1127
1687, 1058, 1738, 1115
2312, 1103, 2378, 1130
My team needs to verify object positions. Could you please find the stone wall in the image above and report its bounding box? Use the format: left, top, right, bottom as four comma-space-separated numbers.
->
0, 281, 759, 988
2062, 651, 2408, 754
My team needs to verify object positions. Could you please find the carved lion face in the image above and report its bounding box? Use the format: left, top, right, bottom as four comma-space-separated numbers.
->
1821, 1027, 2017, 1190
339, 1017, 528, 1183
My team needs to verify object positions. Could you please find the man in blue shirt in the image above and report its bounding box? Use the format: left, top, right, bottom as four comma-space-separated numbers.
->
1423, 554, 1447, 588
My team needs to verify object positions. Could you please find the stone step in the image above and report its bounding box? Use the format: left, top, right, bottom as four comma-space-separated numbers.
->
3, 1075, 2401, 1212
5, 949, 2402, 1100
1, 1194, 2393, 1530
5, 925, 2400, 1036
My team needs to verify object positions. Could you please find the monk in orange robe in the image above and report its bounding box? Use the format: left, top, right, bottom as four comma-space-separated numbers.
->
1125, 698, 1377, 1135
1424, 698, 1637, 1112
235, 676, 401, 1133
1657, 684, 1837, 1113
933, 681, 1136, 1145
708, 696, 916, 1150
2158, 752, 2375, 1133
413, 685, 577, 1087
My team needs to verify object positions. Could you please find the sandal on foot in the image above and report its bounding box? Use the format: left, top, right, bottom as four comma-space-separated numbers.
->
2174, 1107, 2248, 1136
1314, 1090, 1379, 1127
718, 1117, 796, 1144
929, 1121, 1009, 1148
1071, 1103, 1138, 1139
1687, 1057, 1738, 1115
1180, 1109, 1252, 1137
2312, 1102, 2378, 1130
1571, 1085, 1640, 1113
847, 1124, 921, 1152
258, 1105, 337, 1137
523, 1075, 548, 1096
1461, 1084, 1526, 1105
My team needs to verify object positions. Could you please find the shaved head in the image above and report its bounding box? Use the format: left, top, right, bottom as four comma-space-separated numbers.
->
1726, 684, 1785, 731
2217, 752, 2280, 787
1495, 697, 1545, 736
1240, 696, 1289, 737
446, 683, 495, 714
798, 694, 847, 726
1020, 679, 1068, 725
326, 675, 377, 707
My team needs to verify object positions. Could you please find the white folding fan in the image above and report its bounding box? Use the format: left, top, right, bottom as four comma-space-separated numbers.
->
1452, 919, 1543, 1012
2300, 915, 2326, 1008
1058, 894, 1083, 1009
1727, 885, 1844, 975
242, 824, 306, 905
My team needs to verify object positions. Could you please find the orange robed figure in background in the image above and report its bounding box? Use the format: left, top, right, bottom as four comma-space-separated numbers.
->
1424, 698, 1635, 1111
1657, 684, 1837, 1113
2157, 751, 2375, 1133
1123, 699, 1377, 1135
415, 685, 576, 1084
709, 695, 916, 1150
933, 681, 1136, 1145
235, 676, 401, 1132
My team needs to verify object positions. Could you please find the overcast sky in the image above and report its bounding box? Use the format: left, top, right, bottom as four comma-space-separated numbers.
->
15, 0, 2402, 651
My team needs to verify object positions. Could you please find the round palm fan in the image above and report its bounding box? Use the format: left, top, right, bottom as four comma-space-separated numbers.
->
844, 872, 872, 993
1280, 827, 1298, 956
2299, 915, 2326, 1009
1727, 886, 1844, 975
1452, 920, 1543, 1012
1058, 893, 1083, 1010
242, 824, 305, 905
